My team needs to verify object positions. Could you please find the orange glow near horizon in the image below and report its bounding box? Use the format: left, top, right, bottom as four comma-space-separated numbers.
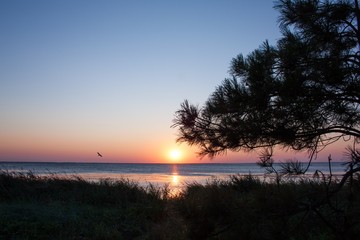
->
0, 131, 349, 163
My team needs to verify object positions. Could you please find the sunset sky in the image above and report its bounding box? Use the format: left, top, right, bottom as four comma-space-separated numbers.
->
0, 0, 348, 163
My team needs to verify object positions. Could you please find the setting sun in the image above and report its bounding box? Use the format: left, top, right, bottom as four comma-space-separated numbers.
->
169, 149, 182, 161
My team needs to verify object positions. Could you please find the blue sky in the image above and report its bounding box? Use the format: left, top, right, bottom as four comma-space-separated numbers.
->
3, 0, 331, 163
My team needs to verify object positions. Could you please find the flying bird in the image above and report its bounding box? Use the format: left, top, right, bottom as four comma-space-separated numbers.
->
97, 152, 103, 157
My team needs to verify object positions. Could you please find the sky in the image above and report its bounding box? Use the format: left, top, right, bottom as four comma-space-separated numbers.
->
0, 0, 348, 163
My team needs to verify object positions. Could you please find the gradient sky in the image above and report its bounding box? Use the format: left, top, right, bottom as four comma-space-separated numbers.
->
0, 0, 348, 163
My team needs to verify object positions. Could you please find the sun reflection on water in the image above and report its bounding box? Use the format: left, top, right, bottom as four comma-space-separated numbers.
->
65, 169, 220, 197
172, 174, 179, 185
171, 164, 178, 174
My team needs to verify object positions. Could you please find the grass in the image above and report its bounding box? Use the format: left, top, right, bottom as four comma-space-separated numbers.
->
1, 171, 360, 239
0, 171, 167, 240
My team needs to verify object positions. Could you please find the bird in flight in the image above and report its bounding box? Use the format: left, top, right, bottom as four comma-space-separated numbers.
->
97, 152, 103, 157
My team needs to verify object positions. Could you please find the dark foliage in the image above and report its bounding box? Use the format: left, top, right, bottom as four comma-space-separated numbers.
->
0, 172, 167, 240
1, 171, 360, 239
173, 0, 360, 159
173, 174, 360, 240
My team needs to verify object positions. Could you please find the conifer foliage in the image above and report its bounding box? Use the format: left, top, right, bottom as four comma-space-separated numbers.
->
173, 0, 360, 160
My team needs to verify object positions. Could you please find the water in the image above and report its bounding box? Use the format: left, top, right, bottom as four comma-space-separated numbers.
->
0, 162, 348, 194
0, 162, 266, 175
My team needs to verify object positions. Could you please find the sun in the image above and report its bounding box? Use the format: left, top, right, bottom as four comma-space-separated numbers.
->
169, 149, 182, 162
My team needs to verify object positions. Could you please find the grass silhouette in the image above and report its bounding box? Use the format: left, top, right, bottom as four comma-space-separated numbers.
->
1, 171, 360, 239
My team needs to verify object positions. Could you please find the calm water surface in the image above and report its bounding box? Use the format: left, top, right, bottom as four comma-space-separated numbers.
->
0, 162, 347, 194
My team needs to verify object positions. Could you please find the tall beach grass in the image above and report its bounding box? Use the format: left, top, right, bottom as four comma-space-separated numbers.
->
1, 170, 360, 239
